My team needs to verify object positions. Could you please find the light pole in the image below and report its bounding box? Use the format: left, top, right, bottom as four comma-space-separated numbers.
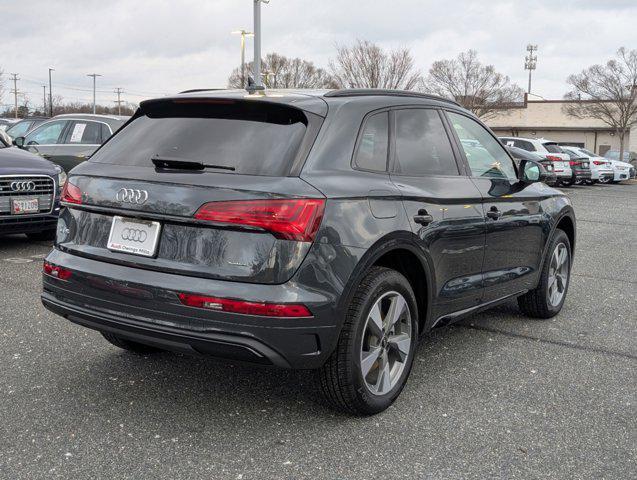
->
232, 30, 254, 88
252, 0, 270, 90
524, 44, 538, 95
87, 73, 102, 114
48, 68, 54, 117
42, 85, 46, 114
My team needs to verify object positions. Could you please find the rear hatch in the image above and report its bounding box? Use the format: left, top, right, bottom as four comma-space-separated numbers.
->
541, 142, 571, 172
57, 97, 326, 284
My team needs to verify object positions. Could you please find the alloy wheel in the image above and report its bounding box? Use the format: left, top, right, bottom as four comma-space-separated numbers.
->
360, 291, 412, 396
547, 242, 569, 307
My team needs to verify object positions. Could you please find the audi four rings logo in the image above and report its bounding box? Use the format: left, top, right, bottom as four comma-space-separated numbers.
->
11, 181, 36, 192
120, 228, 148, 242
116, 188, 148, 204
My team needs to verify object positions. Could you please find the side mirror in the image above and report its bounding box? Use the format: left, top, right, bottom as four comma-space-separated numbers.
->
13, 136, 25, 148
518, 159, 547, 183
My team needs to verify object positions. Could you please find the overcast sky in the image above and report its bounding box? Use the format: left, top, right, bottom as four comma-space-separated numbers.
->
1, 0, 635, 110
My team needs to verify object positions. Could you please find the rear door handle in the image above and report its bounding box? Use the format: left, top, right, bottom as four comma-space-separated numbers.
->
486, 207, 502, 220
414, 209, 434, 225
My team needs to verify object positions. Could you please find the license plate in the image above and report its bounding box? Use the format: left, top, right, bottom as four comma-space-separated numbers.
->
554, 161, 564, 169
107, 216, 161, 257
11, 197, 39, 214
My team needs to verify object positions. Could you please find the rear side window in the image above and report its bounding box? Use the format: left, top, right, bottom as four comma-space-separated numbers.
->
65, 121, 102, 144
354, 112, 388, 172
394, 109, 458, 176
543, 143, 563, 153
89, 100, 311, 176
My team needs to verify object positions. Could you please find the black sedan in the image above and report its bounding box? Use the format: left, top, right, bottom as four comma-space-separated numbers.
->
0, 133, 65, 240
506, 146, 557, 186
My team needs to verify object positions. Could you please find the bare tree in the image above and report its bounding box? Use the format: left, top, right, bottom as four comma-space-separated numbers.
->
329, 40, 422, 90
228, 53, 336, 89
422, 50, 524, 120
563, 47, 637, 162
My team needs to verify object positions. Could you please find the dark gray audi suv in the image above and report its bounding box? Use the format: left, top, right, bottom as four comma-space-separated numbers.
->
41, 89, 575, 415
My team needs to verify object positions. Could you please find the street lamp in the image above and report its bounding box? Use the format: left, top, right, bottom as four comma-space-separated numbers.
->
231, 29, 254, 88
48, 68, 54, 117
252, 0, 270, 90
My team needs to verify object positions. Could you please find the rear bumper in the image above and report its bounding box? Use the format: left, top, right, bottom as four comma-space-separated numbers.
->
573, 170, 591, 180
41, 248, 340, 369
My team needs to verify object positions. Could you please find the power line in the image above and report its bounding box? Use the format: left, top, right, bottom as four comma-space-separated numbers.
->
114, 87, 124, 115
10, 73, 19, 119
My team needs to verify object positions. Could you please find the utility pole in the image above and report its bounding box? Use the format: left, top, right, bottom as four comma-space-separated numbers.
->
252, 0, 269, 89
42, 85, 47, 114
10, 73, 19, 119
524, 44, 538, 95
87, 73, 102, 114
231, 29, 254, 88
114, 87, 124, 115
48, 68, 54, 117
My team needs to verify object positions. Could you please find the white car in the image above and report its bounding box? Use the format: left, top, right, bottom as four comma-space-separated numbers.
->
561, 146, 614, 184
606, 159, 635, 183
499, 136, 573, 184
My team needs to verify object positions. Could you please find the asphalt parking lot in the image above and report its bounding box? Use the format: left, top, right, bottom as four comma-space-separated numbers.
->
1, 182, 635, 480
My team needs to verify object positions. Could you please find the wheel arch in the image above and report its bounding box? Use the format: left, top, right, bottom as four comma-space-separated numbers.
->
337, 231, 434, 336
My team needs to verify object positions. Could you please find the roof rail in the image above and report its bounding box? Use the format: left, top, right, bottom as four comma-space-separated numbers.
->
324, 89, 460, 106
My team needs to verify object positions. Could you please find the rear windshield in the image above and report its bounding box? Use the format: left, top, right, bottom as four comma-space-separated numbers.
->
89, 100, 310, 176
543, 143, 563, 153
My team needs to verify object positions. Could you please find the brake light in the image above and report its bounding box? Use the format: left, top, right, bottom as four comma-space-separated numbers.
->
43, 261, 72, 280
178, 293, 312, 318
593, 160, 606, 165
194, 198, 325, 242
61, 181, 82, 204
569, 161, 580, 166
545, 155, 562, 162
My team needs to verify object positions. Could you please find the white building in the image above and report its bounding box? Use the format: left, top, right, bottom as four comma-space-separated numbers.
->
485, 95, 636, 156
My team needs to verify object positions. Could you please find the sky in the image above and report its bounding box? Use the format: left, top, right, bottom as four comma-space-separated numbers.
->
0, 0, 635, 111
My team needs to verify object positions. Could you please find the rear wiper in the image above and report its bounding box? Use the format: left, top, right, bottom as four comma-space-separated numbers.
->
152, 156, 236, 172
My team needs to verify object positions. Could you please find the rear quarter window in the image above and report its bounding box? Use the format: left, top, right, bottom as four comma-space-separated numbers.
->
89, 100, 314, 176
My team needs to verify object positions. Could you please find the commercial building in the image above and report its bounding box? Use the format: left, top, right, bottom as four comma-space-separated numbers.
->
485, 95, 636, 156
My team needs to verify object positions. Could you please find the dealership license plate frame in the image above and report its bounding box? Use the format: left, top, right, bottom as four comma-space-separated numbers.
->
11, 197, 39, 215
107, 216, 162, 257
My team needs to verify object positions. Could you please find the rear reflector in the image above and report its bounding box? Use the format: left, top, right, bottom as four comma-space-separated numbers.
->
178, 293, 312, 318
194, 198, 325, 242
61, 181, 82, 204
43, 261, 72, 280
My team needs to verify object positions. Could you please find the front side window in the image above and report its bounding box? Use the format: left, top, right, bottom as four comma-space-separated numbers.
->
24, 120, 67, 145
447, 112, 517, 180
394, 109, 458, 176
354, 112, 388, 172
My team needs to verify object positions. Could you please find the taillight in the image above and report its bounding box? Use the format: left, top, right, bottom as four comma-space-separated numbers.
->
545, 155, 562, 162
43, 261, 72, 280
178, 293, 312, 318
569, 161, 579, 166
593, 160, 606, 165
194, 198, 325, 242
61, 181, 82, 204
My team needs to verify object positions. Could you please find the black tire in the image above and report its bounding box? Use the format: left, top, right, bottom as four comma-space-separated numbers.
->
101, 332, 162, 354
518, 229, 572, 319
318, 266, 419, 415
26, 229, 56, 241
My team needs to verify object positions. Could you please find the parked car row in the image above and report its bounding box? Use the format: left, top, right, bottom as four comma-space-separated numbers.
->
499, 136, 636, 187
